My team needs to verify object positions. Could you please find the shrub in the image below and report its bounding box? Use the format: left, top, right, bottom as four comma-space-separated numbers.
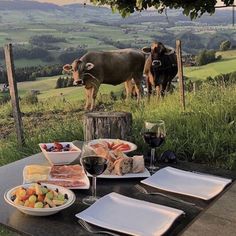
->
220, 40, 231, 51
195, 50, 218, 66
0, 92, 10, 104
22, 93, 38, 105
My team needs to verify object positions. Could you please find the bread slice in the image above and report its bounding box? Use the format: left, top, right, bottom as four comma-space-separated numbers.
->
113, 158, 133, 176
132, 155, 145, 173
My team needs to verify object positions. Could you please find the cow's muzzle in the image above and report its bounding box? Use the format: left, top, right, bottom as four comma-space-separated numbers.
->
152, 60, 162, 67
73, 80, 80, 86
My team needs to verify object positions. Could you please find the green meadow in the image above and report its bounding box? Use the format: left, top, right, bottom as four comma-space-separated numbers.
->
184, 53, 236, 81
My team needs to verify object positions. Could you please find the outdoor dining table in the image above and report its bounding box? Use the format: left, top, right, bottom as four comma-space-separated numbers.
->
0, 148, 235, 236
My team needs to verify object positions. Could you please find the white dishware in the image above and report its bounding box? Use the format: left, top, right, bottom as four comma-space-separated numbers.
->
4, 183, 76, 216
76, 192, 184, 236
39, 142, 81, 165
141, 167, 232, 200
87, 167, 150, 179
87, 139, 137, 153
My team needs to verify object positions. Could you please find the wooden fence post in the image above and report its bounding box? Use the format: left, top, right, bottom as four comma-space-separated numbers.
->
4, 44, 25, 146
176, 40, 186, 110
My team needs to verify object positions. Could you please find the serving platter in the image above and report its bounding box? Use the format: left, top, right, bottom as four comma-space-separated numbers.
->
87, 138, 137, 153
87, 168, 150, 179
23, 165, 90, 190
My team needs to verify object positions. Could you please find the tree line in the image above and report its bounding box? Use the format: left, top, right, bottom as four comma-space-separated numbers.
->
0, 65, 63, 83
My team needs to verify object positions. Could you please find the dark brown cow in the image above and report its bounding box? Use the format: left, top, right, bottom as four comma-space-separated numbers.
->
142, 41, 177, 97
63, 49, 145, 110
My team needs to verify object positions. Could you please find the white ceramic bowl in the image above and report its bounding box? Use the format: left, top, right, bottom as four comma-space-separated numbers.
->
39, 142, 81, 165
4, 183, 76, 216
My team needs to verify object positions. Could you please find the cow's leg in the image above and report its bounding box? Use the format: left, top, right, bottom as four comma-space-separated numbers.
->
156, 84, 162, 98
148, 72, 156, 97
84, 88, 91, 110
161, 81, 168, 97
90, 84, 100, 111
89, 86, 95, 111
124, 79, 132, 101
133, 80, 142, 102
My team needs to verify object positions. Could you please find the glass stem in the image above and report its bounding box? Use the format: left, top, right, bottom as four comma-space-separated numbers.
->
150, 148, 155, 170
92, 176, 97, 199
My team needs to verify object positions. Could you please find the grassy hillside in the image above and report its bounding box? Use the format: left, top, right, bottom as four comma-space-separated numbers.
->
17, 76, 124, 101
184, 50, 236, 81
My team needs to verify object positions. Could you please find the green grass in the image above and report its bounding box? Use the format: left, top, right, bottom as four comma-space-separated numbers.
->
0, 83, 235, 169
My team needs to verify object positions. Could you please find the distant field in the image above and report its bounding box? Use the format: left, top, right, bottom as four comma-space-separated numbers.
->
17, 76, 124, 101
184, 50, 236, 81
13, 49, 236, 100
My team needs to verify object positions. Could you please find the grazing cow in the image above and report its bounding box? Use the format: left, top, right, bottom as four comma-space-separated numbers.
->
142, 41, 178, 97
63, 49, 145, 110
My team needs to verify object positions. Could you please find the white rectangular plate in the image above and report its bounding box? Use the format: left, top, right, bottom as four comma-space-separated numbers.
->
141, 167, 232, 200
76, 192, 184, 236
87, 168, 150, 179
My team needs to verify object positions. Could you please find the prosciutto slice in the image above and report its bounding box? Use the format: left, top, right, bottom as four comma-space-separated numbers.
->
50, 165, 84, 179
40, 179, 86, 188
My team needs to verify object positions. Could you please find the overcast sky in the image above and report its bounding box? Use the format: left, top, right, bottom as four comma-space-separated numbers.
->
35, 0, 235, 6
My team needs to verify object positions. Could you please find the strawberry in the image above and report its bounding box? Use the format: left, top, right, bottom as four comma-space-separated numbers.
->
41, 144, 47, 150
54, 142, 63, 150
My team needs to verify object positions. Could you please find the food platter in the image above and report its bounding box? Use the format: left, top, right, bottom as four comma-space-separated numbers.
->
23, 165, 90, 190
87, 139, 137, 153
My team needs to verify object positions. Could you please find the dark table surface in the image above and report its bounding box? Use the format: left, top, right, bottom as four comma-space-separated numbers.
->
0, 152, 235, 236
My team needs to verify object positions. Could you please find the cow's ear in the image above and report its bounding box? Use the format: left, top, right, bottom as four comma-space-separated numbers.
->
85, 62, 94, 71
63, 64, 72, 72
142, 47, 151, 54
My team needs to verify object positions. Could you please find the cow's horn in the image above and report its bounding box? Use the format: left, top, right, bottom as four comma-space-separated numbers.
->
165, 47, 175, 55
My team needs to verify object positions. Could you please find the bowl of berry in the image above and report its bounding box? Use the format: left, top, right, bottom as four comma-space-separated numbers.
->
39, 142, 81, 165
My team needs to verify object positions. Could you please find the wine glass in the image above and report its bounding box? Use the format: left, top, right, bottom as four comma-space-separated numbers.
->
80, 143, 108, 205
142, 120, 166, 174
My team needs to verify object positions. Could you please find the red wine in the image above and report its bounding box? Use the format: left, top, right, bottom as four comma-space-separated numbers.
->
81, 156, 107, 176
143, 131, 165, 148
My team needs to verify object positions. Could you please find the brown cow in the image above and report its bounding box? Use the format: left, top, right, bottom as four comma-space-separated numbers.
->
63, 49, 145, 110
142, 41, 177, 98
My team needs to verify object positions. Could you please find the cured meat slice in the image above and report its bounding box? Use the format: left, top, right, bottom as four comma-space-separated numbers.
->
50, 165, 84, 179
39, 179, 86, 188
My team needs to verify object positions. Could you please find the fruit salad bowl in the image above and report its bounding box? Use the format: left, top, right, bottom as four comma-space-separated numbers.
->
4, 183, 76, 216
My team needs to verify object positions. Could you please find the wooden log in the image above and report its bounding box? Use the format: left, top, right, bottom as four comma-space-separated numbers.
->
176, 40, 186, 110
4, 44, 25, 146
83, 112, 132, 141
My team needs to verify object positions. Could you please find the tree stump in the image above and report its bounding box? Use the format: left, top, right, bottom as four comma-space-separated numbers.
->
83, 112, 132, 141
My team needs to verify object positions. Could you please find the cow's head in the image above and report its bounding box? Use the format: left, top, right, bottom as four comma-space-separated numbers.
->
63, 59, 94, 85
142, 41, 167, 69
